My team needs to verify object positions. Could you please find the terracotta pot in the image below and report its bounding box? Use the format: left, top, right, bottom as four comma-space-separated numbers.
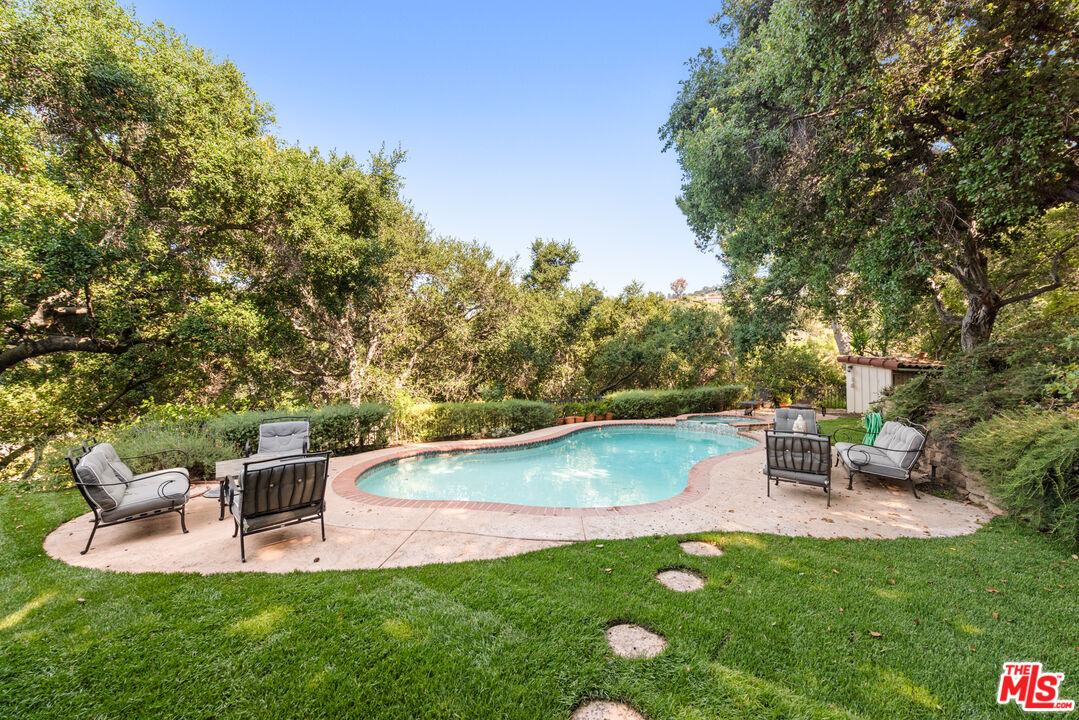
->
604, 412, 614, 421
585, 413, 596, 422
554, 417, 566, 425
571, 415, 584, 423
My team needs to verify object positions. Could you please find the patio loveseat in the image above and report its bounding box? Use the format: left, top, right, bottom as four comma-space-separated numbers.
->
833, 418, 928, 499
68, 443, 191, 554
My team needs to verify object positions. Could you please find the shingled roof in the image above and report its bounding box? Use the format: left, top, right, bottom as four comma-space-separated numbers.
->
836, 354, 945, 370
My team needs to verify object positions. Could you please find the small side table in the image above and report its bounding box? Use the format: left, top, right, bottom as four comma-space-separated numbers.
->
736, 400, 762, 416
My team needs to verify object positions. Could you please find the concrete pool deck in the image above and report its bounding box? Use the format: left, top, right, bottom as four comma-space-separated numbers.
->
44, 417, 992, 574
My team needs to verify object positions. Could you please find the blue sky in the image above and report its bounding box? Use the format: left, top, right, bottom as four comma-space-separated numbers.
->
130, 1, 727, 295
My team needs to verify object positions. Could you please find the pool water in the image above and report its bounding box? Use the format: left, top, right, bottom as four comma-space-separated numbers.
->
688, 415, 769, 425
356, 426, 755, 508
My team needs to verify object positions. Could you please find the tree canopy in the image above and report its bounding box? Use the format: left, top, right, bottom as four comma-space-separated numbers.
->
0, 0, 842, 476
662, 0, 1079, 351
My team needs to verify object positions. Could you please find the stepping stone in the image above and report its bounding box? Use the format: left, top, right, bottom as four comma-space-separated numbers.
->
571, 701, 647, 720
605, 623, 668, 658
679, 540, 724, 557
654, 568, 705, 592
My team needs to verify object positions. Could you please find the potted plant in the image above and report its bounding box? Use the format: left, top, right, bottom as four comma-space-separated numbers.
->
591, 399, 613, 421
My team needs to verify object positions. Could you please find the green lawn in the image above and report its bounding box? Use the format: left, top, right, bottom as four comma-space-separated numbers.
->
2, 488, 1077, 719
818, 415, 863, 440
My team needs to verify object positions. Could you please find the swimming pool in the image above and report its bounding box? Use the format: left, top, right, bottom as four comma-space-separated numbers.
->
356, 425, 755, 508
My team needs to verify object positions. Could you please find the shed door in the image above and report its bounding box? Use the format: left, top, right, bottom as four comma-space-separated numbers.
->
845, 365, 894, 414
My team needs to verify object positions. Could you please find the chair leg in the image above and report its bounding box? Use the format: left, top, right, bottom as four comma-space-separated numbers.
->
909, 475, 921, 500
827, 482, 831, 507
179, 505, 189, 533
320, 512, 326, 542
240, 531, 246, 563
218, 484, 225, 521
766, 474, 771, 497
232, 518, 239, 538
81, 520, 99, 555
847, 469, 854, 491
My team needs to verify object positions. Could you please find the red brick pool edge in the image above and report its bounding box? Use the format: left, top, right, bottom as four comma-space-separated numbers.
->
331, 418, 761, 517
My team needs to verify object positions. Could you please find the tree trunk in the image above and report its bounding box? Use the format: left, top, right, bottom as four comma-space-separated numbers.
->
960, 289, 1001, 352
830, 318, 851, 355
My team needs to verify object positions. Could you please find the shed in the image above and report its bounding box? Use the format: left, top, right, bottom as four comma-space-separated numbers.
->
837, 354, 945, 414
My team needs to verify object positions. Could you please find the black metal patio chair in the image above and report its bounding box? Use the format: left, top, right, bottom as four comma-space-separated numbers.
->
228, 451, 330, 562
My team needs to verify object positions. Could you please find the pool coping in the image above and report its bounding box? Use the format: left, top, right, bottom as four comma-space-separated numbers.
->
332, 418, 762, 517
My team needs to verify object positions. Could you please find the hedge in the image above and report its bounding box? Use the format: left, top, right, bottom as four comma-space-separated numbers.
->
205, 403, 392, 455
605, 386, 746, 419
399, 399, 556, 442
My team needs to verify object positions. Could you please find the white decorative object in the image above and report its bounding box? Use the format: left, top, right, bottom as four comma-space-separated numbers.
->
792, 414, 808, 433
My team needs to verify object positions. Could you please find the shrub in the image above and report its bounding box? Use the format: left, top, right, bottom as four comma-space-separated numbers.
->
960, 410, 1079, 540
560, 402, 585, 417
585, 399, 611, 416
496, 399, 558, 430
606, 385, 746, 419
110, 431, 234, 483
399, 399, 556, 441
310, 403, 392, 453
204, 410, 282, 453
884, 318, 1079, 436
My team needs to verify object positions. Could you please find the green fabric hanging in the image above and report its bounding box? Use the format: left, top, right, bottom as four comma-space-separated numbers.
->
862, 412, 883, 445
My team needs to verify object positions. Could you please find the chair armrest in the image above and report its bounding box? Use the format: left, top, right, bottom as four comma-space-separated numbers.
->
120, 449, 190, 466
830, 427, 864, 444
134, 467, 190, 482
151, 474, 190, 500
842, 444, 876, 468
224, 475, 242, 516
